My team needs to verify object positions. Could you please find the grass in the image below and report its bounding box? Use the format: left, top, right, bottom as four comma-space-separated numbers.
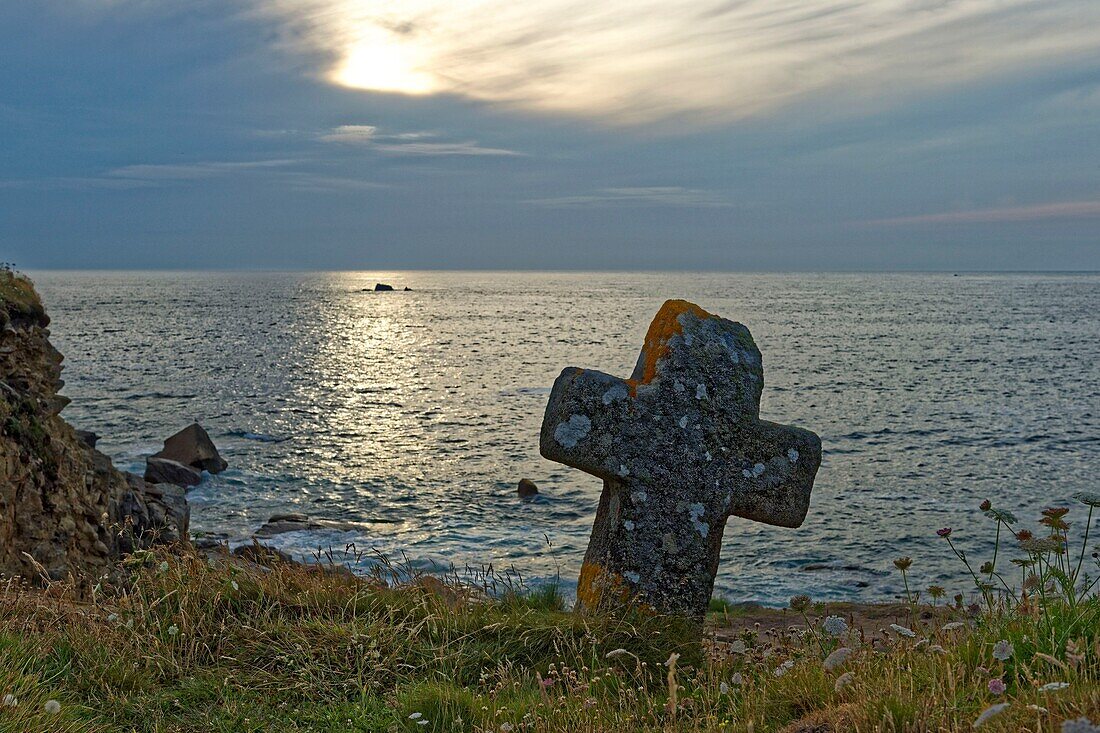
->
0, 497, 1098, 731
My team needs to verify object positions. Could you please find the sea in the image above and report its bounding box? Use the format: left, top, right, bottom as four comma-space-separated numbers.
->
30, 271, 1100, 606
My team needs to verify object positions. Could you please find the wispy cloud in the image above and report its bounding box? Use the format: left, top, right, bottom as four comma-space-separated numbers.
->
106, 159, 299, 181
256, 0, 1100, 124
319, 125, 521, 156
867, 200, 1100, 226
524, 187, 730, 208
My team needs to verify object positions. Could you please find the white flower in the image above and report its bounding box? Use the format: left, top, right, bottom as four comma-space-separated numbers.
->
824, 647, 854, 671
1027, 705, 1048, 714
773, 660, 795, 677
973, 703, 1009, 728
1040, 682, 1069, 692
408, 713, 422, 720
941, 622, 966, 632
889, 624, 917, 638
158, 561, 169, 573
500, 724, 514, 732
834, 672, 853, 691
719, 682, 729, 695
992, 640, 1013, 661
106, 613, 119, 623
1, 694, 17, 707
1061, 718, 1099, 733
730, 672, 743, 686
928, 645, 947, 655
167, 624, 179, 637
728, 640, 747, 654
417, 722, 428, 727
823, 616, 848, 637
230, 580, 239, 591
44, 700, 61, 714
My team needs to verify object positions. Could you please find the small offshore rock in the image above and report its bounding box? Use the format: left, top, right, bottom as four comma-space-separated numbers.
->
144, 457, 202, 487
403, 286, 412, 291
374, 283, 395, 292
253, 514, 364, 538
518, 478, 539, 498
152, 423, 228, 474
75, 430, 99, 449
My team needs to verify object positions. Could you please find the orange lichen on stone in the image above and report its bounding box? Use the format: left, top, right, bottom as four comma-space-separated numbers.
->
626, 299, 710, 396
576, 561, 632, 610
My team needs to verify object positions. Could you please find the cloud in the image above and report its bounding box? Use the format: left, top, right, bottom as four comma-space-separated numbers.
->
319, 125, 521, 156
106, 159, 299, 181
866, 199, 1100, 225
254, 0, 1100, 124
524, 187, 730, 208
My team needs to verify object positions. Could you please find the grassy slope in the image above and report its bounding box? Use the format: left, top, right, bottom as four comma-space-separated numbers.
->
0, 551, 1096, 733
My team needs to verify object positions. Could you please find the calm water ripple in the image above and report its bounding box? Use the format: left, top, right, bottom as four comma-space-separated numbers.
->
33, 271, 1100, 605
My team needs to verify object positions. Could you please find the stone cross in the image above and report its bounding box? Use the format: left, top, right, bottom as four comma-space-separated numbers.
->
540, 300, 821, 620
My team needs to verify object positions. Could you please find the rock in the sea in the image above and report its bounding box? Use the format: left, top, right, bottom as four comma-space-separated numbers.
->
540, 299, 821, 623
0, 271, 189, 585
253, 513, 364, 538
144, 457, 203, 487
374, 283, 394, 292
233, 543, 294, 566
152, 422, 227, 474
518, 478, 539, 498
75, 429, 99, 448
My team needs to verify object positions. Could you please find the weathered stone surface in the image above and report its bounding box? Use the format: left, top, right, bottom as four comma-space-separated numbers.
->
152, 423, 227, 474
540, 299, 821, 621
0, 271, 189, 585
144, 457, 203, 487
253, 514, 364, 538
518, 478, 539, 498
233, 543, 294, 565
75, 429, 99, 449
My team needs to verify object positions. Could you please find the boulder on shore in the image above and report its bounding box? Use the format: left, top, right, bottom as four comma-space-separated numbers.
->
517, 478, 539, 498
144, 457, 202, 487
152, 423, 227, 474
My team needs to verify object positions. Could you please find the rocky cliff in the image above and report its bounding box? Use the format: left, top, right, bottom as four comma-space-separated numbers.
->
0, 271, 187, 585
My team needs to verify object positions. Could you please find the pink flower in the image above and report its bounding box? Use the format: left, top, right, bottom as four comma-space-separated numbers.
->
937, 527, 952, 537
988, 678, 1006, 695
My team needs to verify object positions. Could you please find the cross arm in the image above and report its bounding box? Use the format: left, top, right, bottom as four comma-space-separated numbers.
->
722, 420, 821, 528
540, 367, 633, 480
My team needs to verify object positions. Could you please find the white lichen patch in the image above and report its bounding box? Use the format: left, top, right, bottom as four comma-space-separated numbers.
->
787, 448, 799, 464
602, 384, 629, 405
673, 380, 686, 393
554, 414, 592, 448
618, 464, 630, 478
623, 571, 640, 584
631, 490, 648, 504
679, 416, 689, 429
705, 451, 712, 462
687, 503, 708, 537
695, 383, 708, 400
753, 462, 765, 477
623, 520, 635, 531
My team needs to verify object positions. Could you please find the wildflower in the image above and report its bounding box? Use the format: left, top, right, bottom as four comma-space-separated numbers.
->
987, 679, 1006, 695
158, 561, 169, 573
1040, 682, 1070, 692
730, 672, 743, 686
824, 647, 853, 671
106, 613, 119, 623
789, 595, 811, 612
605, 648, 631, 659
408, 713, 423, 720
985, 509, 1018, 524
889, 624, 917, 638
929, 645, 947, 654
500, 724, 514, 732
1040, 507, 1070, 531
719, 682, 729, 695
823, 616, 848, 637
834, 672, 853, 691
1020, 535, 1066, 553
980, 499, 992, 511
893, 556, 912, 571
973, 703, 1009, 728
583, 697, 597, 710
941, 621, 966, 632
927, 585, 945, 600
1016, 529, 1033, 542
937, 527, 952, 538
1027, 705, 1048, 714
1, 694, 17, 707
1061, 718, 1099, 733
992, 640, 1013, 661
44, 700, 61, 714
1073, 491, 1100, 508
230, 580, 239, 591
774, 660, 795, 677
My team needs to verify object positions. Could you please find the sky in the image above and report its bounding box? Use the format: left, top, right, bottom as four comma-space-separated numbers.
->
1, 0, 1098, 271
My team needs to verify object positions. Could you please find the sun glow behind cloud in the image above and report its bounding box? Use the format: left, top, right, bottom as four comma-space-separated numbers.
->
257, 0, 1100, 124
